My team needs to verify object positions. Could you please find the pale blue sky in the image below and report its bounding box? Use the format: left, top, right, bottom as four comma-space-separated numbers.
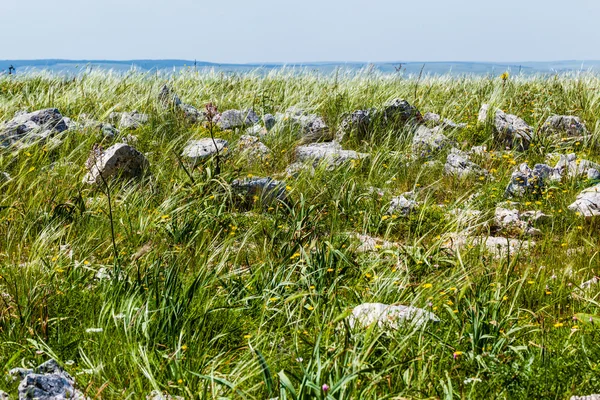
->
2, 0, 599, 62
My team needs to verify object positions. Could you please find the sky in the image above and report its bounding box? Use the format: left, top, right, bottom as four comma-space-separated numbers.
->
2, 0, 599, 63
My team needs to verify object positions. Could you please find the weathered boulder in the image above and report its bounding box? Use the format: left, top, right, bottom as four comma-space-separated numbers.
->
589, 168, 600, 180
217, 109, 259, 130
382, 98, 423, 125
423, 112, 466, 129
109, 111, 149, 130
10, 359, 87, 400
412, 125, 453, 156
337, 108, 376, 141
387, 192, 417, 215
263, 114, 276, 131
84, 143, 149, 185
446, 233, 534, 258
569, 184, 600, 217
349, 303, 439, 330
444, 148, 487, 178
494, 207, 545, 237
158, 85, 203, 123
231, 177, 287, 205
0, 108, 68, 146
478, 104, 532, 150
542, 115, 588, 137
181, 138, 228, 164
245, 124, 268, 136
236, 135, 271, 159
505, 163, 554, 197
554, 153, 600, 179
295, 142, 368, 167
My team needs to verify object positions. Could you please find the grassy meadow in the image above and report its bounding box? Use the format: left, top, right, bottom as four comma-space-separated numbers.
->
1, 69, 600, 399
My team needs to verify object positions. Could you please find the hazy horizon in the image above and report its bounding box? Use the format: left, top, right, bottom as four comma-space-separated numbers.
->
2, 0, 599, 63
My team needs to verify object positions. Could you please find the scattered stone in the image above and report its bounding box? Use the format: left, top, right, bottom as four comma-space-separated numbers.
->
99, 123, 119, 140
285, 162, 313, 178
245, 124, 268, 136
231, 177, 287, 206
446, 233, 534, 258
263, 114, 276, 131
382, 98, 423, 125
350, 233, 400, 253
387, 193, 417, 216
494, 208, 544, 237
84, 143, 149, 185
412, 126, 453, 155
423, 112, 466, 129
580, 276, 599, 290
236, 135, 271, 159
158, 85, 204, 123
554, 153, 600, 179
569, 184, 600, 217
505, 163, 554, 197
0, 390, 8, 400
0, 108, 68, 146
337, 108, 376, 141
478, 104, 532, 150
147, 390, 184, 400
589, 168, 600, 180
349, 303, 439, 330
181, 138, 228, 165
542, 115, 588, 137
295, 142, 368, 167
217, 109, 259, 130
285, 111, 330, 143
571, 395, 600, 400
10, 359, 87, 400
444, 148, 487, 178
110, 111, 149, 130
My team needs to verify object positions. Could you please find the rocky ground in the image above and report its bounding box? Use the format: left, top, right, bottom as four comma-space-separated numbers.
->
1, 71, 600, 398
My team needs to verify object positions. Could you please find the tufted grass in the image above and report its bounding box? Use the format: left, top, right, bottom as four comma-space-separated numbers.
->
1, 69, 600, 399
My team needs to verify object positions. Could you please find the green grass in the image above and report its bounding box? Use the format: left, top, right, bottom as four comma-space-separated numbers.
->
2, 69, 600, 399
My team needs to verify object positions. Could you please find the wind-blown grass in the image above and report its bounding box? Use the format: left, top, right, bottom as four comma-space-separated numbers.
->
1, 69, 600, 399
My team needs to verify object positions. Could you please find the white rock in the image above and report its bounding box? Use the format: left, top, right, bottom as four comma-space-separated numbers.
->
295, 142, 368, 167
569, 184, 600, 217
84, 143, 149, 185
181, 138, 228, 164
349, 303, 439, 330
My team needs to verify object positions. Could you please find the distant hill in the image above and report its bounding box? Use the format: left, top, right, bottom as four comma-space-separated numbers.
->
1, 59, 599, 76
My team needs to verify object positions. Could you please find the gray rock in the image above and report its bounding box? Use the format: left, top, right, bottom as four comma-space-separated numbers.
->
158, 85, 204, 123
147, 390, 184, 400
110, 111, 149, 130
569, 184, 600, 217
505, 163, 554, 197
263, 114, 276, 131
412, 126, 452, 155
387, 193, 417, 215
382, 98, 423, 125
554, 153, 600, 179
478, 104, 532, 150
84, 143, 149, 185
236, 135, 271, 159
231, 177, 287, 205
295, 142, 368, 167
0, 390, 8, 399
423, 112, 466, 129
289, 113, 330, 143
494, 208, 542, 237
588, 168, 600, 180
423, 112, 441, 125
349, 303, 439, 330
571, 396, 600, 400
245, 124, 268, 136
158, 84, 182, 107
99, 123, 119, 140
444, 148, 487, 178
542, 115, 588, 137
13, 359, 87, 400
0, 108, 68, 146
181, 138, 228, 164
337, 108, 376, 141
217, 109, 259, 130
446, 233, 534, 258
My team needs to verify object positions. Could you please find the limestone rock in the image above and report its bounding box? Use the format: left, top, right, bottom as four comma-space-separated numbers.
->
444, 148, 487, 178
110, 111, 149, 130
412, 125, 453, 156
11, 359, 87, 400
505, 163, 554, 197
571, 395, 600, 400
158, 85, 204, 123
337, 108, 376, 141
349, 303, 439, 330
147, 390, 184, 400
236, 135, 271, 159
494, 208, 543, 237
382, 98, 423, 125
478, 104, 532, 150
295, 142, 368, 167
84, 143, 149, 185
231, 177, 287, 206
569, 184, 600, 217
446, 233, 534, 258
542, 115, 588, 137
263, 114, 276, 131
423, 112, 466, 129
387, 193, 417, 215
217, 109, 259, 130
0, 108, 68, 146
181, 138, 228, 164
350, 233, 400, 253
554, 153, 600, 179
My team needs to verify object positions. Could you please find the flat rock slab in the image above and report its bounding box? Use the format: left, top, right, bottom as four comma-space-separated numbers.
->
181, 138, 228, 164
295, 142, 368, 167
349, 303, 439, 330
569, 184, 600, 217
84, 143, 149, 185
217, 109, 259, 130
